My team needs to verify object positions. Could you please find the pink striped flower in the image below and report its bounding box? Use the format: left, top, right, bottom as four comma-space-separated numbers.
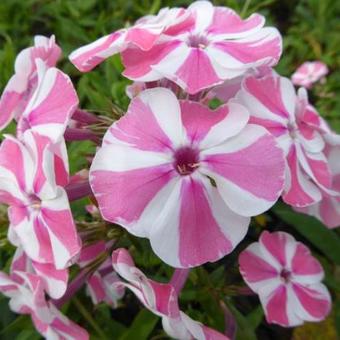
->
78, 242, 124, 307
11, 247, 69, 299
69, 6, 192, 72
0, 131, 81, 269
236, 73, 333, 207
295, 145, 340, 228
0, 36, 61, 131
90, 88, 285, 268
0, 257, 88, 340
239, 231, 331, 327
112, 248, 228, 339
292, 61, 329, 89
70, 1, 282, 94
16, 59, 79, 142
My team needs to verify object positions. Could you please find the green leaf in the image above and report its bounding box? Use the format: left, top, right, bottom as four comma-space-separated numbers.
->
119, 309, 158, 340
273, 202, 340, 264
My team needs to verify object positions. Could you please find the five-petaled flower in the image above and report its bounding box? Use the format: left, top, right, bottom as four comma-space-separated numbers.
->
239, 231, 331, 327
70, 1, 282, 94
236, 73, 334, 207
90, 87, 285, 268
0, 131, 81, 269
292, 61, 328, 89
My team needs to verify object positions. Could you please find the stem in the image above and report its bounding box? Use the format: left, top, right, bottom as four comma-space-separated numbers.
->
241, 0, 252, 17
73, 297, 108, 339
169, 268, 190, 294
65, 181, 93, 201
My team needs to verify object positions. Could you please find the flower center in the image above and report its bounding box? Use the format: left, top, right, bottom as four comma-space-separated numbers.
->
187, 34, 209, 49
287, 122, 298, 139
28, 194, 41, 210
280, 269, 291, 283
174, 147, 200, 176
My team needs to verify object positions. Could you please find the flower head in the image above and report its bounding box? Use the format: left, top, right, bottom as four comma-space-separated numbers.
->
236, 73, 333, 207
0, 131, 81, 269
70, 1, 282, 94
292, 61, 329, 89
0, 254, 88, 340
239, 231, 331, 327
90, 88, 285, 267
0, 36, 61, 131
112, 248, 228, 339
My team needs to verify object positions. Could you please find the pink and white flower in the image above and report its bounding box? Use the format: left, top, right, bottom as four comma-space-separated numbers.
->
69, 6, 192, 72
239, 231, 331, 327
292, 61, 329, 89
112, 248, 228, 339
236, 73, 333, 207
78, 242, 124, 307
11, 247, 69, 299
16, 59, 79, 142
0, 36, 61, 131
0, 258, 88, 340
70, 1, 282, 94
0, 131, 81, 269
90, 88, 285, 268
295, 144, 340, 228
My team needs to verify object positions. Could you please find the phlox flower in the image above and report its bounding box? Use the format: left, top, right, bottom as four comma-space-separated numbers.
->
0, 36, 61, 131
239, 231, 331, 327
295, 144, 340, 228
292, 61, 329, 89
78, 242, 124, 307
16, 59, 79, 142
236, 73, 334, 207
0, 131, 81, 269
0, 249, 88, 340
70, 1, 282, 94
112, 248, 228, 340
90, 88, 285, 268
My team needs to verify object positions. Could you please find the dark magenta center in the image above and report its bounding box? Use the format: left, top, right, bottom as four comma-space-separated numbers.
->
280, 269, 291, 282
187, 34, 209, 49
174, 147, 200, 176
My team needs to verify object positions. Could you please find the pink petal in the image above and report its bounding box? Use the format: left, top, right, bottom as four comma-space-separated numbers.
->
69, 31, 125, 72
291, 243, 323, 278
202, 125, 285, 216
239, 248, 278, 285
264, 285, 289, 326
292, 283, 331, 321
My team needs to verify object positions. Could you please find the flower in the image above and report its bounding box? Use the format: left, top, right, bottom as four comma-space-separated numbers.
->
11, 247, 69, 299
16, 59, 79, 142
239, 231, 331, 327
90, 87, 285, 268
70, 1, 282, 94
0, 250, 88, 340
0, 36, 61, 131
78, 242, 125, 307
236, 73, 333, 207
295, 144, 340, 228
292, 61, 329, 89
112, 248, 228, 339
0, 131, 81, 269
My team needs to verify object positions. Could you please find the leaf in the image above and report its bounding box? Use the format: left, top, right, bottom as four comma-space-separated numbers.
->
246, 305, 263, 330
273, 202, 340, 265
119, 309, 158, 340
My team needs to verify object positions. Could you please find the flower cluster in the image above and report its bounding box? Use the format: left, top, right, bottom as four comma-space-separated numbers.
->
0, 1, 337, 339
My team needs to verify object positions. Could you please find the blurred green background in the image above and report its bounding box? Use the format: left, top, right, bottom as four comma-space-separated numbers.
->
0, 0, 339, 339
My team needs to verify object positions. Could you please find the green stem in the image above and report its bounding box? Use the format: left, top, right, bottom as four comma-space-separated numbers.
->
73, 297, 108, 339
241, 0, 252, 17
